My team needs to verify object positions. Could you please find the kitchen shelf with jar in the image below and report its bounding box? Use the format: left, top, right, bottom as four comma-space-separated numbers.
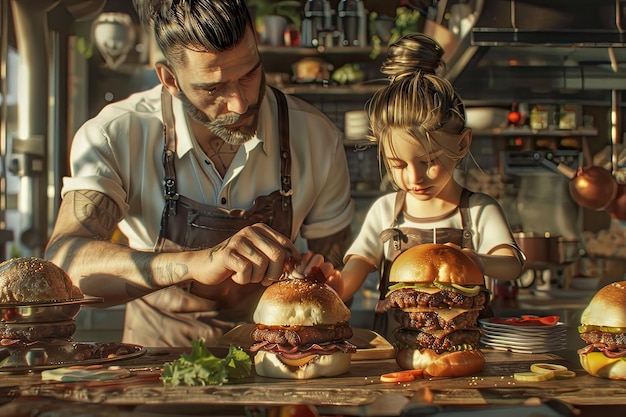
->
259, 44, 386, 95
277, 82, 384, 95
472, 127, 598, 137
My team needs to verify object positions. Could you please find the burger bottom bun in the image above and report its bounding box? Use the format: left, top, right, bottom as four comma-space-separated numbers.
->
254, 350, 351, 379
580, 353, 626, 380
396, 348, 485, 377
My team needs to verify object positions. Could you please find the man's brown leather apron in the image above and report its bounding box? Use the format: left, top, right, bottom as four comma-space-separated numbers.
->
373, 189, 475, 339
123, 87, 293, 347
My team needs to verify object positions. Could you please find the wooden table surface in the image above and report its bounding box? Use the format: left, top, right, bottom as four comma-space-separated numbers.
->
1, 346, 626, 416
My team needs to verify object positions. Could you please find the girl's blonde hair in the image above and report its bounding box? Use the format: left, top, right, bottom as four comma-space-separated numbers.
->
366, 33, 468, 186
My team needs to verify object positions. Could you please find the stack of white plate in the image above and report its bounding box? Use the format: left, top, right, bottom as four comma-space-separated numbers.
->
479, 318, 567, 354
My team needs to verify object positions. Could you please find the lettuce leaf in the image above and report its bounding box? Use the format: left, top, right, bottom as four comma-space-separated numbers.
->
160, 338, 251, 386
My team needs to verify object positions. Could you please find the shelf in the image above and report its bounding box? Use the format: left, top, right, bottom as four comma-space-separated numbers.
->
472, 28, 626, 47
472, 127, 598, 137
259, 45, 386, 94
278, 83, 384, 95
258, 45, 379, 57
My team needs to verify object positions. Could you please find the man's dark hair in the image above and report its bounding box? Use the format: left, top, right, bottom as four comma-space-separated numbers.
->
133, 0, 254, 66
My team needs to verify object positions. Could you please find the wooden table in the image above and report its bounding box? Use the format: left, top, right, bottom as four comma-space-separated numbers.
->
1, 346, 626, 416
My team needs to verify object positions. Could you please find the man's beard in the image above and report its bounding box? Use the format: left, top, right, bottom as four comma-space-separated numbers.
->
178, 80, 266, 146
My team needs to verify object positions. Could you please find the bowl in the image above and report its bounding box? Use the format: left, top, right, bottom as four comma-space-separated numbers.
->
570, 276, 601, 291
465, 107, 510, 130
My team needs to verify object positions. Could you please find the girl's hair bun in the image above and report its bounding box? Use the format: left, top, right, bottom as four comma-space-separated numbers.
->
381, 33, 445, 80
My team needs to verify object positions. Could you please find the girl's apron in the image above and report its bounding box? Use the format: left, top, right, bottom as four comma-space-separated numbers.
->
123, 87, 294, 347
373, 189, 475, 339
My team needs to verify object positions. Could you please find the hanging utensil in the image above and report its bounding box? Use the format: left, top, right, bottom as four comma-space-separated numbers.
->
606, 90, 626, 220
533, 152, 618, 211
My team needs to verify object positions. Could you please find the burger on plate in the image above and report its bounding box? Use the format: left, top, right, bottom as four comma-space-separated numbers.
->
578, 281, 626, 380
0, 257, 83, 344
250, 268, 356, 379
387, 243, 486, 377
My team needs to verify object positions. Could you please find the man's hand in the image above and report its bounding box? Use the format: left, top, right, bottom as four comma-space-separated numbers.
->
198, 223, 300, 288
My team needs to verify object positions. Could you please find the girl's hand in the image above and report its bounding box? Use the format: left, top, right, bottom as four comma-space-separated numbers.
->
444, 243, 485, 273
293, 251, 343, 296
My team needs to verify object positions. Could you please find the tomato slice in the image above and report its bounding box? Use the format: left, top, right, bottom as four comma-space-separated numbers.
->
489, 315, 559, 326
380, 369, 424, 383
519, 315, 559, 325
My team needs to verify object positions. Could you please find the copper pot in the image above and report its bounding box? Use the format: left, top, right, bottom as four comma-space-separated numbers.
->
535, 153, 618, 210
607, 183, 626, 220
568, 166, 618, 210
514, 232, 551, 268
514, 233, 580, 267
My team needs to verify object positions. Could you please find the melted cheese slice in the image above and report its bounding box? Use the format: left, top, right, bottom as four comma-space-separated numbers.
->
278, 355, 317, 368
387, 285, 442, 297
415, 326, 482, 338
585, 352, 626, 375
400, 306, 482, 322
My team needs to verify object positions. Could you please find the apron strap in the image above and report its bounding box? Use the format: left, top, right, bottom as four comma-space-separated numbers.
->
161, 88, 179, 216
270, 86, 293, 209
459, 188, 474, 250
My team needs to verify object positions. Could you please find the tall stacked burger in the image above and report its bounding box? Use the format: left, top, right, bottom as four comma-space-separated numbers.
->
578, 281, 626, 380
387, 243, 487, 377
250, 266, 356, 379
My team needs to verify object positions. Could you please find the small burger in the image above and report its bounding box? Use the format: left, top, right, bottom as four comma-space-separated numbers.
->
387, 243, 486, 377
0, 257, 83, 343
250, 268, 356, 379
578, 281, 626, 380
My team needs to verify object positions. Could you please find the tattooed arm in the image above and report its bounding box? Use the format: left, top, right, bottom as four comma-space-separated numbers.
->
45, 190, 299, 307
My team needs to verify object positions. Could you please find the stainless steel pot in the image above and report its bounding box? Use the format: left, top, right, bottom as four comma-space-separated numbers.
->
549, 236, 581, 265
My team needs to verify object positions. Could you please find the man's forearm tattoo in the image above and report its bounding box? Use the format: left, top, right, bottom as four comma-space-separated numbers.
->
73, 190, 120, 238
153, 263, 189, 286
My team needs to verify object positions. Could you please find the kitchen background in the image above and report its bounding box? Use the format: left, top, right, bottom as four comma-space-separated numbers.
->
2, 0, 626, 341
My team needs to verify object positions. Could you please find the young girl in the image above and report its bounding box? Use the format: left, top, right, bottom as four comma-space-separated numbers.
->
340, 33, 525, 335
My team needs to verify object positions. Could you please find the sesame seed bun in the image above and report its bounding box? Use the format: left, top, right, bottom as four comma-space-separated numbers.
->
252, 278, 350, 326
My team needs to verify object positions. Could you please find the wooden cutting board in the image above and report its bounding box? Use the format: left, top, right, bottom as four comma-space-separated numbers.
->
217, 324, 395, 360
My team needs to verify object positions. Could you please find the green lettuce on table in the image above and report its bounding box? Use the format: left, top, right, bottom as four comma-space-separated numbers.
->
161, 338, 251, 386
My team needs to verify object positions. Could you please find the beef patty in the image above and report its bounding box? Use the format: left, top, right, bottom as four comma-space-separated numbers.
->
394, 327, 482, 354
580, 331, 626, 348
389, 288, 487, 310
251, 322, 353, 347
394, 309, 480, 331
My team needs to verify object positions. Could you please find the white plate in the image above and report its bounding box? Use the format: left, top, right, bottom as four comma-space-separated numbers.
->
480, 335, 565, 348
480, 327, 567, 338
479, 319, 566, 332
480, 325, 567, 336
482, 343, 563, 354
482, 341, 566, 351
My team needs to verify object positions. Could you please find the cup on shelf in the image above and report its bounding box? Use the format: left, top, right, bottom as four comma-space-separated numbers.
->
344, 110, 369, 140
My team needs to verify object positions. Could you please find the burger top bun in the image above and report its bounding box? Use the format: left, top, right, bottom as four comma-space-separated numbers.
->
580, 281, 626, 328
0, 257, 83, 303
389, 243, 484, 285
253, 278, 350, 326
